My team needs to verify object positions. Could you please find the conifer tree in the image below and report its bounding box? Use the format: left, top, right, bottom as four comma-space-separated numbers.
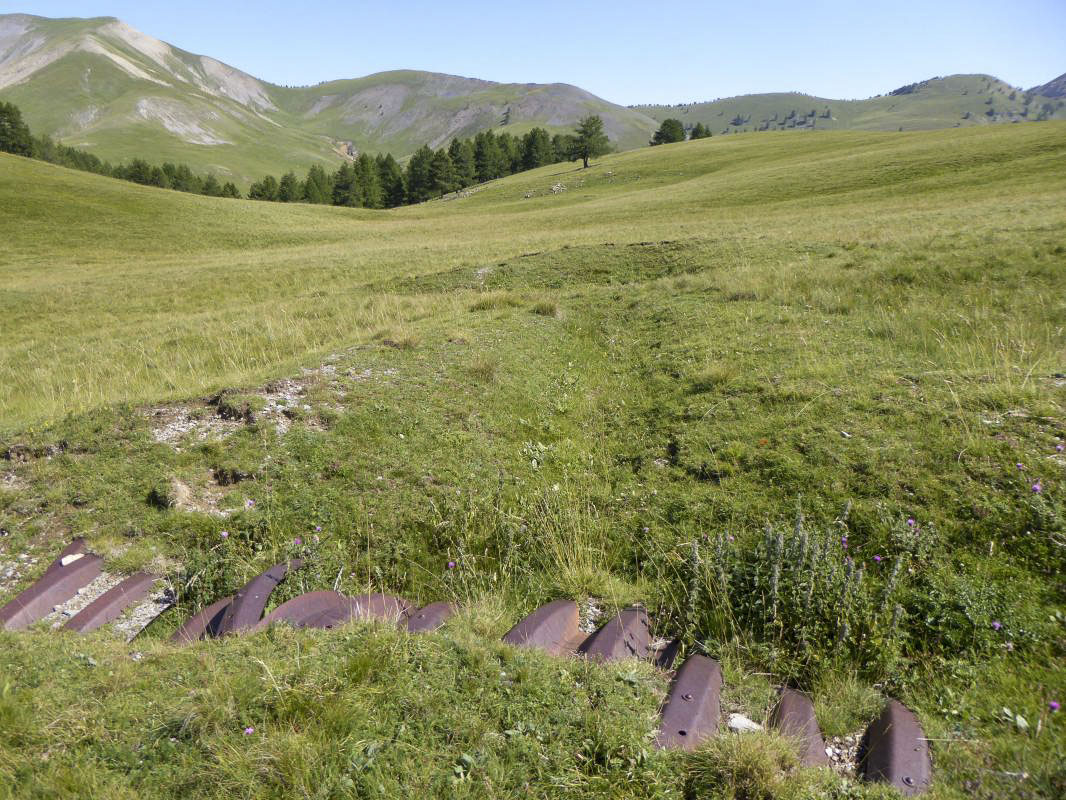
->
474, 131, 506, 182
302, 164, 332, 204
249, 174, 279, 201
429, 148, 458, 197
405, 145, 436, 203
572, 115, 610, 168
331, 163, 356, 206
353, 153, 383, 208
0, 101, 33, 156
376, 153, 406, 207
448, 138, 477, 187
651, 118, 686, 145
278, 171, 302, 202
220, 182, 242, 199
690, 122, 711, 140
521, 127, 554, 170
201, 174, 223, 197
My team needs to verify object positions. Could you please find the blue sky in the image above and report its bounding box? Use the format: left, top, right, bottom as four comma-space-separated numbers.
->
7, 1, 1065, 104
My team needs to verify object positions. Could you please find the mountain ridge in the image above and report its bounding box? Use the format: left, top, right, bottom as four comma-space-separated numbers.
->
1, 13, 1063, 185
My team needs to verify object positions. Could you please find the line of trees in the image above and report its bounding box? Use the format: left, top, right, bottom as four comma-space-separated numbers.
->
0, 101, 242, 198
650, 118, 712, 145
2, 99, 614, 209
246, 115, 612, 208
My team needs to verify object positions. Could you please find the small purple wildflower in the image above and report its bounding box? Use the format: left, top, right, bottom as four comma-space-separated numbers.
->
642, 526, 650, 533
447, 561, 456, 570
1016, 463, 1025, 471
874, 555, 882, 563
1050, 701, 1061, 712
245, 498, 255, 509
293, 537, 302, 546
992, 621, 1002, 631
1032, 482, 1043, 494
220, 531, 229, 539
907, 518, 916, 527
314, 525, 322, 532
244, 726, 254, 735
728, 535, 735, 543
1057, 444, 1064, 453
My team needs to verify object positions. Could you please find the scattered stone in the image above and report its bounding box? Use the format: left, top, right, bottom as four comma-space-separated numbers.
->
60, 553, 85, 566
727, 714, 763, 733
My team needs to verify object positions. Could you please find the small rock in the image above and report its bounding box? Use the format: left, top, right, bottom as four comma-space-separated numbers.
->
727, 714, 763, 733
825, 746, 833, 758
60, 553, 84, 567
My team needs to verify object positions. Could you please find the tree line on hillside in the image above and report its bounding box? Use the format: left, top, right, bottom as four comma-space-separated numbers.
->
246, 115, 611, 208
1, 100, 612, 207
0, 101, 243, 198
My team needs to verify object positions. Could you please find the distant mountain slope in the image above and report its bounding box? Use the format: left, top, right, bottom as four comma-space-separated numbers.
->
0, 13, 659, 185
1030, 72, 1066, 98
634, 75, 1066, 135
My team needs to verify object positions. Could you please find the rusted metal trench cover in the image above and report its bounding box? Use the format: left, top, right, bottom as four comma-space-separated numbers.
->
64, 572, 159, 634
655, 654, 723, 750
578, 607, 651, 663
860, 699, 932, 795
502, 600, 586, 656
170, 595, 233, 644
0, 540, 103, 631
406, 602, 455, 633
217, 560, 302, 635
297, 593, 411, 630
768, 687, 829, 767
254, 591, 351, 630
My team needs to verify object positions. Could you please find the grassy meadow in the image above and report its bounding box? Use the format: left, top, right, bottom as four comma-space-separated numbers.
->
0, 123, 1064, 798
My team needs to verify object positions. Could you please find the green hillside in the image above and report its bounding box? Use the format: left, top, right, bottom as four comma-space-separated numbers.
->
635, 74, 1066, 135
0, 14, 658, 185
1, 125, 1065, 798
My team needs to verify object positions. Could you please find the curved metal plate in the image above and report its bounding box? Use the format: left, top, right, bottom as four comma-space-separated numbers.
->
216, 559, 302, 636
860, 699, 932, 795
406, 602, 455, 633
578, 607, 651, 663
502, 599, 586, 656
769, 687, 830, 767
169, 595, 233, 644
253, 590, 351, 630
655, 654, 723, 750
63, 572, 159, 634
0, 546, 103, 631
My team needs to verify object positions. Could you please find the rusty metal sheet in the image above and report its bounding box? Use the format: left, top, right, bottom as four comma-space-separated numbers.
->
253, 590, 351, 630
63, 572, 159, 634
216, 559, 302, 636
578, 607, 651, 663
405, 602, 455, 633
655, 654, 723, 750
0, 546, 103, 631
860, 699, 932, 795
769, 687, 829, 767
169, 595, 233, 644
502, 599, 587, 656
654, 638, 682, 670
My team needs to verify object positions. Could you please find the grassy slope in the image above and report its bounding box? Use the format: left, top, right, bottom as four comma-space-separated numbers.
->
0, 124, 1065, 798
635, 75, 1066, 134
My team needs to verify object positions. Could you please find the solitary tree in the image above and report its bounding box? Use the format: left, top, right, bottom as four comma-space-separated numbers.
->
571, 115, 610, 168
651, 118, 686, 145
0, 101, 33, 156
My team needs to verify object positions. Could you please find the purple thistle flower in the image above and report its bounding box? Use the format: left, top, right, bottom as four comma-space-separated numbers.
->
447, 561, 456, 570
1032, 482, 1043, 494
314, 525, 322, 532
1016, 463, 1024, 471
1057, 444, 1064, 453
220, 531, 229, 539
245, 498, 255, 509
293, 537, 302, 546
874, 555, 882, 563
727, 535, 735, 543
906, 518, 916, 527
992, 621, 1002, 631
1050, 701, 1061, 712
642, 526, 650, 533
244, 726, 254, 735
